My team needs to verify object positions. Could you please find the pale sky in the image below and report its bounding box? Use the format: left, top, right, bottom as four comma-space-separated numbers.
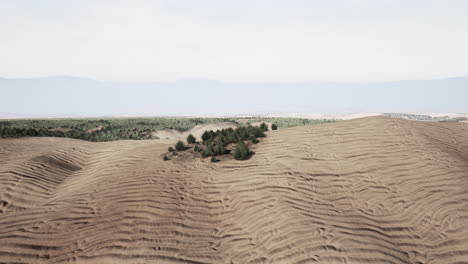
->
1, 0, 468, 82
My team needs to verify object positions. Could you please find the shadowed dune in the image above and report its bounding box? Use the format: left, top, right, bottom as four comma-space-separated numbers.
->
0, 116, 467, 264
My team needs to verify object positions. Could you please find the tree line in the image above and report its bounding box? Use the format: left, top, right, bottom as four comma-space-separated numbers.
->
0, 117, 333, 142
0, 118, 237, 142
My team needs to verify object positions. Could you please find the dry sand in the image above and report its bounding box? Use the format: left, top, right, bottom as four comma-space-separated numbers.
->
0, 116, 468, 264
152, 122, 238, 141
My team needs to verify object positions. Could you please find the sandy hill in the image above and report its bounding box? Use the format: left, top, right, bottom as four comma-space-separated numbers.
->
152, 122, 238, 141
0, 116, 467, 264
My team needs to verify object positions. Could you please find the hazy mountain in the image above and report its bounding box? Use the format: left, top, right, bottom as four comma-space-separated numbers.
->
1, 76, 467, 117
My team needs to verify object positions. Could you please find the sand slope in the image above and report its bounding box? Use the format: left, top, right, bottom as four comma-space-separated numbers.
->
152, 122, 238, 141
0, 116, 467, 264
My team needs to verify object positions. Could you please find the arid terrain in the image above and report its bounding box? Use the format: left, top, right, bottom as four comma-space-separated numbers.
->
0, 116, 467, 264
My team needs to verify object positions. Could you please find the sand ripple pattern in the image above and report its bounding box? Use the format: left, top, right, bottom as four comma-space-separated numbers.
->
0, 116, 467, 264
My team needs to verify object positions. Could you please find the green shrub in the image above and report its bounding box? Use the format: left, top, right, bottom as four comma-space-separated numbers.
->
210, 156, 218, 162
187, 134, 196, 144
163, 155, 170, 161
175, 140, 186, 151
168, 147, 174, 152
202, 142, 214, 157
250, 136, 259, 144
271, 123, 278, 130
234, 141, 251, 160
201, 131, 211, 142
260, 122, 269, 131
194, 145, 200, 152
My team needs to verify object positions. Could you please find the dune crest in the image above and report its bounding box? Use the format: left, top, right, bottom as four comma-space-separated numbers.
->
0, 116, 467, 264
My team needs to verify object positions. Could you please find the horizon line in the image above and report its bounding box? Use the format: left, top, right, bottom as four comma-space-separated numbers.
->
1, 75, 468, 84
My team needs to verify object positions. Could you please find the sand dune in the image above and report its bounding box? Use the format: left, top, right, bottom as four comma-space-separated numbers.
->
0, 116, 467, 264
152, 122, 238, 141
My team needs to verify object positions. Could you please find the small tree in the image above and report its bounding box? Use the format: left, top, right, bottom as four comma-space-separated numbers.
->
168, 146, 174, 152
250, 135, 259, 144
234, 141, 250, 160
201, 131, 211, 142
202, 142, 215, 157
260, 122, 269, 132
187, 134, 196, 144
175, 140, 186, 151
271, 123, 278, 130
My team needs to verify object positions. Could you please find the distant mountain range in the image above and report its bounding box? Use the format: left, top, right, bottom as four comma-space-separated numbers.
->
1, 76, 467, 117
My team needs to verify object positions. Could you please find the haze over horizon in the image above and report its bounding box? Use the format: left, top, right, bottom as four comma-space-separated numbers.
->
1, 0, 468, 82
2, 76, 468, 117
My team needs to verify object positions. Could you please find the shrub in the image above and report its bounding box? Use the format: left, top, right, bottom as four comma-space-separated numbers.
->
163, 155, 170, 161
234, 141, 251, 160
201, 131, 211, 142
202, 142, 214, 157
250, 136, 259, 144
187, 134, 196, 144
251, 127, 266, 138
194, 145, 200, 152
271, 123, 278, 130
210, 156, 218, 162
168, 147, 174, 152
213, 143, 226, 156
175, 140, 186, 151
260, 122, 269, 131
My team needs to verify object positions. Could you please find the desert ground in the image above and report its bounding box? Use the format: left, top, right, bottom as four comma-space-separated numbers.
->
0, 116, 467, 264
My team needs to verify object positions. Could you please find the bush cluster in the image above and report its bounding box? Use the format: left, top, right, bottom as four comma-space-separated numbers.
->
164, 125, 266, 161
199, 125, 265, 157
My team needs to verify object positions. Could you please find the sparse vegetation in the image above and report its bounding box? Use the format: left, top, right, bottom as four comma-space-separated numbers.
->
271, 123, 278, 130
260, 122, 268, 131
163, 155, 170, 161
0, 117, 238, 142
237, 117, 335, 129
0, 117, 334, 142
168, 147, 174, 152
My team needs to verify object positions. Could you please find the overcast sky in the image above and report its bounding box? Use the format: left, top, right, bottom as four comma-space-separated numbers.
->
1, 0, 468, 82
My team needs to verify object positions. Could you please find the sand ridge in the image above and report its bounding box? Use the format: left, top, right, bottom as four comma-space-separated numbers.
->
0, 116, 467, 264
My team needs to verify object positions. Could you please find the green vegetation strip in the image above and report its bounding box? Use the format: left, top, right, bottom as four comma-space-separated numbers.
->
0, 117, 335, 142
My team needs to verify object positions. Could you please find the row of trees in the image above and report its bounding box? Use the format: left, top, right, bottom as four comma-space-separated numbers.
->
0, 117, 237, 142
164, 123, 271, 162
0, 126, 154, 142
0, 117, 327, 142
